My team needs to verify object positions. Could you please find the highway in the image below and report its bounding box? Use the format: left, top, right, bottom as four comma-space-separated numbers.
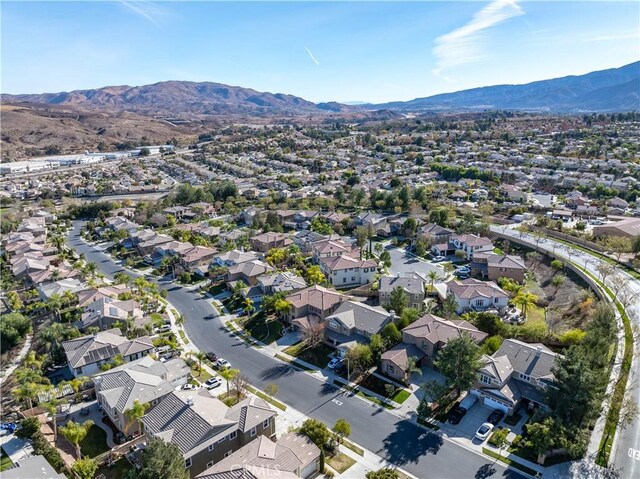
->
491, 225, 640, 478
67, 221, 524, 479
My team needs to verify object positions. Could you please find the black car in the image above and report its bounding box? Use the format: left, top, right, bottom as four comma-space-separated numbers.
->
206, 352, 218, 362
448, 407, 467, 424
487, 409, 505, 425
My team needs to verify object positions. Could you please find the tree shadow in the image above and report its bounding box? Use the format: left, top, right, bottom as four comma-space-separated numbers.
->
380, 420, 443, 466
475, 463, 497, 479
319, 382, 339, 396
260, 364, 295, 380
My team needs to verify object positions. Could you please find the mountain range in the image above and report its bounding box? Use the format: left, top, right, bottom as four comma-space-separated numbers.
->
3, 61, 639, 116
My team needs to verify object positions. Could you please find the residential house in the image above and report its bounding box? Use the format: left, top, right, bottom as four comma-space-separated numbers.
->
258, 272, 307, 295
473, 339, 559, 414
448, 234, 494, 260
142, 390, 276, 478
284, 285, 344, 324
37, 278, 86, 300
195, 433, 320, 479
418, 223, 454, 243
226, 260, 274, 287
249, 232, 292, 253
77, 296, 145, 331
445, 278, 509, 314
311, 239, 359, 264
94, 356, 189, 435
470, 253, 527, 283
379, 274, 426, 310
212, 250, 260, 268
179, 246, 218, 274
593, 218, 640, 238
62, 328, 154, 377
2, 455, 66, 479
319, 255, 377, 289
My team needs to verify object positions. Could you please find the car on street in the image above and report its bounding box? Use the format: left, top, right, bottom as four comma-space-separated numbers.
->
448, 407, 466, 424
182, 383, 198, 391
327, 358, 342, 369
487, 410, 505, 425
475, 422, 494, 441
432, 255, 446, 262
205, 377, 222, 389
206, 351, 218, 362
215, 358, 231, 370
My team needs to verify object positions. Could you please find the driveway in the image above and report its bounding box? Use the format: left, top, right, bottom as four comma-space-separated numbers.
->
385, 245, 445, 278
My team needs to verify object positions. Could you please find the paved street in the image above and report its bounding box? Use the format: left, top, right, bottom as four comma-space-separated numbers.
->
492, 225, 640, 479
67, 222, 524, 479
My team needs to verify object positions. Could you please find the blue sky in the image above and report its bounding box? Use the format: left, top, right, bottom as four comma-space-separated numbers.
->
2, 1, 639, 102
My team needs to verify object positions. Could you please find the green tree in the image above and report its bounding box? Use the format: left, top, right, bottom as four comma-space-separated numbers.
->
388, 286, 408, 315
310, 217, 333, 235
130, 437, 189, 479
379, 250, 392, 268
264, 383, 279, 399
332, 418, 351, 444
6, 291, 23, 311
369, 333, 386, 362
524, 418, 556, 464
127, 399, 149, 435
366, 468, 399, 479
427, 271, 438, 292
434, 334, 481, 395
380, 322, 401, 346
491, 428, 509, 462
345, 344, 373, 378
299, 419, 331, 449
60, 419, 94, 459
441, 293, 458, 319
550, 259, 564, 271
513, 291, 538, 318
220, 368, 239, 397
243, 297, 255, 316
71, 458, 98, 479
305, 265, 326, 285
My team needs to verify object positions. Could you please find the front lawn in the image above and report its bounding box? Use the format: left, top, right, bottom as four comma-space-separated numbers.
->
326, 452, 355, 474
240, 312, 283, 345
0, 449, 13, 471
283, 343, 334, 369
80, 425, 109, 458
357, 374, 410, 404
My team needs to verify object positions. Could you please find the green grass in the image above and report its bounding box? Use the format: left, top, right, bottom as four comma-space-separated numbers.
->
482, 448, 538, 476
391, 389, 411, 404
207, 283, 226, 296
0, 449, 13, 472
342, 439, 364, 456
283, 343, 334, 369
334, 378, 395, 410
356, 374, 411, 405
326, 452, 356, 473
240, 312, 283, 344
191, 365, 213, 382
95, 458, 132, 479
178, 330, 190, 344
245, 385, 287, 411
80, 425, 110, 458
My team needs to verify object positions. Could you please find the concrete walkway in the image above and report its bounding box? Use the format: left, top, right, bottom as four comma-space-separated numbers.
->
0, 334, 33, 386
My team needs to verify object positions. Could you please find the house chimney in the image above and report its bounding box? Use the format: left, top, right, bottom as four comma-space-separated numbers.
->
186, 396, 194, 406
388, 310, 396, 321
535, 345, 542, 356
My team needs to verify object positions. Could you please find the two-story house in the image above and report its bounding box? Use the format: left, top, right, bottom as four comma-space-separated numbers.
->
311, 239, 359, 264
196, 433, 321, 479
448, 234, 494, 260
142, 391, 277, 478
62, 329, 154, 377
470, 253, 527, 283
379, 274, 426, 310
212, 250, 260, 268
473, 339, 558, 414
284, 285, 345, 324
249, 232, 292, 253
319, 255, 377, 289
226, 260, 274, 287
380, 314, 487, 381
445, 278, 509, 314
94, 356, 189, 435
258, 271, 307, 295
418, 223, 454, 243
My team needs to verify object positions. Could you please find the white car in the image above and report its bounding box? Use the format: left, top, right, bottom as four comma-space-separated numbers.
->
182, 383, 198, 391
432, 256, 445, 262
205, 377, 222, 389
215, 358, 231, 370
155, 325, 171, 333
327, 358, 342, 370
475, 422, 494, 441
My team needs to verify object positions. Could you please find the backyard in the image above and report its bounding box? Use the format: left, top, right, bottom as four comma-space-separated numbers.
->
79, 424, 110, 458
94, 457, 132, 479
0, 449, 13, 471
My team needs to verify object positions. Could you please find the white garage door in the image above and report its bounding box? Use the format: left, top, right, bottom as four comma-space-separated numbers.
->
483, 397, 509, 413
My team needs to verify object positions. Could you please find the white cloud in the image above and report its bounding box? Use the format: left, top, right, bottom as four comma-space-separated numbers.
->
432, 0, 524, 76
117, 1, 167, 28
305, 47, 320, 66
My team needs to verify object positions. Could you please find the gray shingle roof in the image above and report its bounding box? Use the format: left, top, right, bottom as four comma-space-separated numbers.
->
326, 300, 392, 335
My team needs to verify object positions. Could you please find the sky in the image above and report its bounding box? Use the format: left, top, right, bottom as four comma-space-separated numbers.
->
2, 1, 639, 103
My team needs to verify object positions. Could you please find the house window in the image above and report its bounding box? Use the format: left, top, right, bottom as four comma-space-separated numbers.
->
250, 427, 257, 437
208, 444, 214, 452
224, 451, 233, 458
480, 374, 492, 385
519, 373, 531, 382
218, 436, 226, 443
263, 419, 270, 429
343, 278, 346, 283
229, 431, 237, 440
475, 300, 484, 306
185, 458, 192, 468
329, 320, 338, 330
351, 277, 356, 282
387, 364, 395, 373
206, 462, 214, 469
494, 297, 499, 303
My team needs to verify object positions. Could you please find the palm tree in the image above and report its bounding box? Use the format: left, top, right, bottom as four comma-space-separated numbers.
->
60, 420, 94, 459
62, 290, 76, 309
243, 298, 254, 316
406, 356, 422, 380
12, 381, 42, 411
83, 262, 98, 277
427, 271, 438, 292
220, 368, 239, 397
126, 400, 149, 435
514, 291, 538, 318
44, 393, 61, 440
46, 294, 64, 321
195, 352, 207, 376
274, 298, 292, 318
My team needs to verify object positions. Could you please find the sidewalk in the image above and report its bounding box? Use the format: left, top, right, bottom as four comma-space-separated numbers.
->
0, 334, 33, 386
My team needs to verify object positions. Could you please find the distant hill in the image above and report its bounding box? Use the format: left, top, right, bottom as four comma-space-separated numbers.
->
372, 62, 640, 112
1, 81, 355, 117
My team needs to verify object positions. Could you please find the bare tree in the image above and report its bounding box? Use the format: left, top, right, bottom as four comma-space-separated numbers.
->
596, 262, 616, 284
301, 318, 326, 350
619, 397, 640, 431
231, 374, 249, 399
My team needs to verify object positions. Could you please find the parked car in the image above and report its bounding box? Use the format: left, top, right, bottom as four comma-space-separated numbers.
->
206, 351, 218, 362
155, 325, 171, 333
448, 407, 466, 424
455, 266, 470, 273
205, 377, 222, 389
327, 358, 342, 370
432, 255, 446, 262
487, 410, 505, 425
182, 383, 198, 391
475, 422, 494, 441
459, 394, 478, 411
215, 358, 231, 370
